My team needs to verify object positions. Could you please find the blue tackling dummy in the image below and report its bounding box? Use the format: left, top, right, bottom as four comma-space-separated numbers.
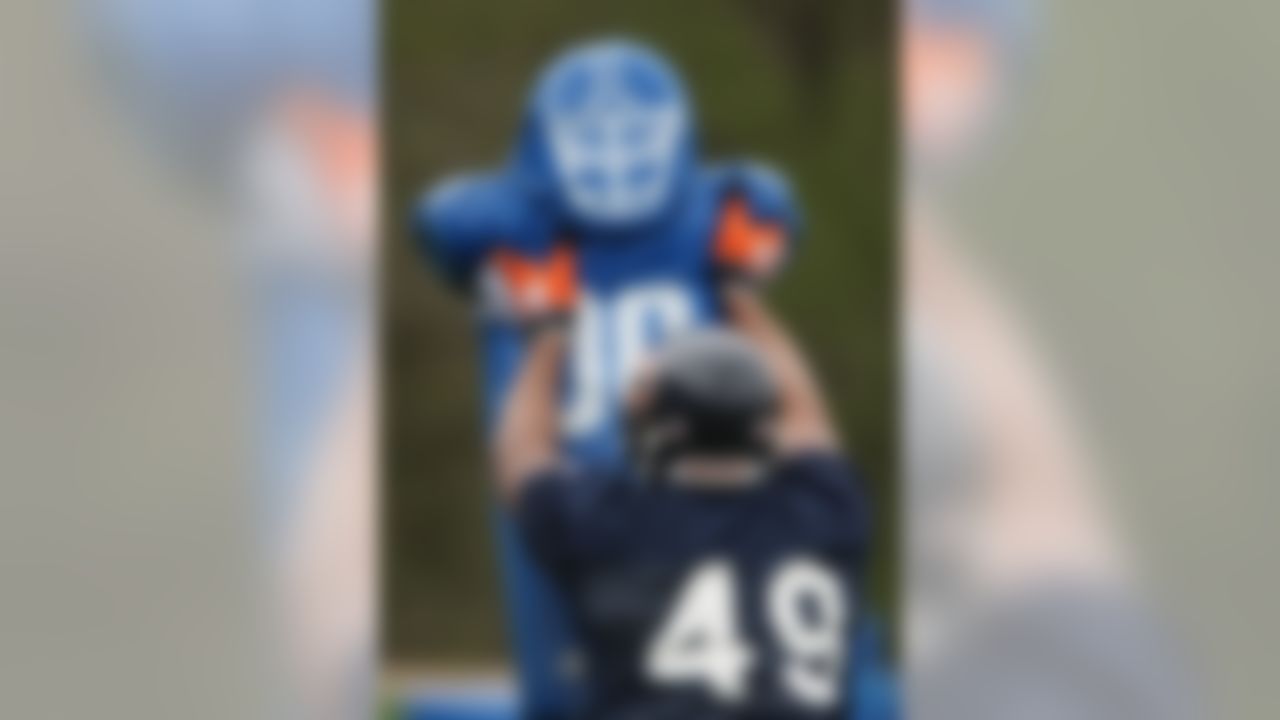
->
409, 39, 896, 720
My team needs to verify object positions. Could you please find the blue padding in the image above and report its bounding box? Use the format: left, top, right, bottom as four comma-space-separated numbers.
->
400, 686, 517, 720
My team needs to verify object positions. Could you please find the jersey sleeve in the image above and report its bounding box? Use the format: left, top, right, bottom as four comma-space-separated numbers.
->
514, 467, 573, 578
514, 465, 598, 581
777, 451, 872, 563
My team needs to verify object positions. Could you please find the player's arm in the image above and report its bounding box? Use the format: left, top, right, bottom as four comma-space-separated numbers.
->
722, 286, 840, 454
493, 328, 567, 504
488, 245, 578, 503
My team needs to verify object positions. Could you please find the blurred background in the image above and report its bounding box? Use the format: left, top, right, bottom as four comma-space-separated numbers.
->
383, 0, 895, 678
903, 0, 1278, 717
0, 1, 375, 718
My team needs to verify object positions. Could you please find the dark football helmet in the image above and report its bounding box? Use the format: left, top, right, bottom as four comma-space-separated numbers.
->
626, 329, 779, 484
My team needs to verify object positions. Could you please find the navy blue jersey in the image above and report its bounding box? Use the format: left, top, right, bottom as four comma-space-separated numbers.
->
517, 452, 870, 720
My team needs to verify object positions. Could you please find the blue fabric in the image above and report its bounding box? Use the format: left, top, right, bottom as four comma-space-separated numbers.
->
401, 686, 517, 720
851, 620, 901, 720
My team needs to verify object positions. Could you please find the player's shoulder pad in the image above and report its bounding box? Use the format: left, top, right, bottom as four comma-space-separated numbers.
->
520, 462, 630, 546
412, 170, 554, 292
705, 159, 803, 237
782, 451, 872, 552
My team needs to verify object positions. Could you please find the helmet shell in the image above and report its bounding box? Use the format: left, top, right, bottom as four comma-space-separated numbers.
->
629, 329, 778, 478
516, 39, 696, 232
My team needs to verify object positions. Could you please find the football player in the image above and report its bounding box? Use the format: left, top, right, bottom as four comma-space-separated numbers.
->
490, 245, 870, 720
415, 39, 798, 718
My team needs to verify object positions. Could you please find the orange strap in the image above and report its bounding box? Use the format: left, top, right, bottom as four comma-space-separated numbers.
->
492, 244, 578, 313
713, 198, 785, 275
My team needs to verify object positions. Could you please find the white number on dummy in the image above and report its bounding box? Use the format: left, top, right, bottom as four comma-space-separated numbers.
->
644, 557, 850, 708
562, 282, 695, 437
562, 294, 609, 435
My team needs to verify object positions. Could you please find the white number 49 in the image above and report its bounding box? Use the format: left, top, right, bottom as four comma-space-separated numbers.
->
644, 557, 851, 708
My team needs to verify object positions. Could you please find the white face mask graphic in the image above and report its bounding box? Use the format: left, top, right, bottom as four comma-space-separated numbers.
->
540, 45, 689, 227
